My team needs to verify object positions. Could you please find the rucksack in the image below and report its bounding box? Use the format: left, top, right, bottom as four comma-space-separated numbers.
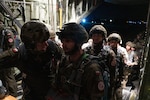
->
81, 54, 110, 100
65, 53, 109, 100
46, 53, 109, 100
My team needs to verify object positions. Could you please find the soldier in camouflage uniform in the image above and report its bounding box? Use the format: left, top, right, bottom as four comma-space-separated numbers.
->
47, 22, 105, 100
107, 33, 128, 100
0, 12, 18, 97
84, 25, 116, 100
0, 21, 63, 100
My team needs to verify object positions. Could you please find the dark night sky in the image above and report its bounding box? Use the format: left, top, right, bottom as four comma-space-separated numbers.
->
87, 2, 148, 20
80, 2, 149, 45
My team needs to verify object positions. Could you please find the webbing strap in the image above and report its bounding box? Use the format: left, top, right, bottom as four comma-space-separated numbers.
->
67, 53, 89, 85
74, 53, 89, 100
0, 30, 5, 50
67, 53, 89, 100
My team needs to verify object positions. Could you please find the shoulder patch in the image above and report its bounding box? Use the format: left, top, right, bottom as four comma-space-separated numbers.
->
98, 81, 105, 91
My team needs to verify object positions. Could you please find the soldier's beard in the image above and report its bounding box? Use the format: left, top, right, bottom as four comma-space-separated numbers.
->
93, 41, 103, 45
65, 44, 79, 55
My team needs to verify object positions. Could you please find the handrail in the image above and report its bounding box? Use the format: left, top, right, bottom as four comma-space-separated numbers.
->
0, 1, 22, 28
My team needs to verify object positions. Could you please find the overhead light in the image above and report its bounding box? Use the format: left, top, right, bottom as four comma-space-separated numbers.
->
82, 18, 86, 23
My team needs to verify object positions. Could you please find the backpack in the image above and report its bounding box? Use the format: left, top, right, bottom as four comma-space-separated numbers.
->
63, 53, 109, 100
81, 54, 110, 100
46, 53, 109, 100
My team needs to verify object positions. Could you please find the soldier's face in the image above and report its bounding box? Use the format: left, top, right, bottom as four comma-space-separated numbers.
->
108, 40, 118, 49
126, 45, 131, 51
61, 38, 78, 55
91, 33, 103, 44
34, 41, 48, 52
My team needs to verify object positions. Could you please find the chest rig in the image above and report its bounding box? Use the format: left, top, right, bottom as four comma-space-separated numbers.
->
57, 53, 106, 100
57, 53, 94, 100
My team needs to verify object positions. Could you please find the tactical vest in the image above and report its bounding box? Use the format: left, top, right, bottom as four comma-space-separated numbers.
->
85, 44, 110, 71
52, 53, 104, 100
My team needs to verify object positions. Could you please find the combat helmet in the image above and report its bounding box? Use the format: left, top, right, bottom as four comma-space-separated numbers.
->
89, 25, 107, 38
57, 22, 89, 45
20, 21, 50, 49
107, 33, 122, 44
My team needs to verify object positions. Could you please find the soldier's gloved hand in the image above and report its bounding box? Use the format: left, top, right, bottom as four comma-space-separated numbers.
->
0, 47, 18, 59
12, 47, 18, 53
